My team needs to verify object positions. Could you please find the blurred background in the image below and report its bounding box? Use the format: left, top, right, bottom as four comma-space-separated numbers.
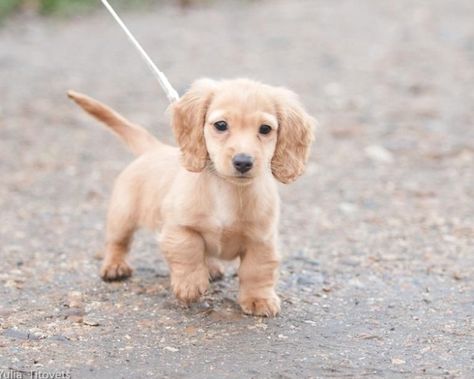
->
0, 1, 473, 377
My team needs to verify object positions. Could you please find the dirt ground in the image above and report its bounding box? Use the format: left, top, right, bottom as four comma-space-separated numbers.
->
0, 0, 473, 378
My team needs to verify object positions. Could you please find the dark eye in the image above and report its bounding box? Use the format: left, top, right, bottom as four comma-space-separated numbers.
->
259, 124, 272, 135
214, 121, 228, 132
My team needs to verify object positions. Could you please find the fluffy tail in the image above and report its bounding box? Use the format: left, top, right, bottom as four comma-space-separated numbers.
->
67, 90, 162, 156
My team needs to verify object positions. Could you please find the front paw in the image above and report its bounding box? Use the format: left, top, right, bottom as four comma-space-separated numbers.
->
171, 268, 209, 304
239, 292, 281, 317
100, 260, 133, 281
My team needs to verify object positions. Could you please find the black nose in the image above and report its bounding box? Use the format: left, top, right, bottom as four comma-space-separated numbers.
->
232, 154, 254, 174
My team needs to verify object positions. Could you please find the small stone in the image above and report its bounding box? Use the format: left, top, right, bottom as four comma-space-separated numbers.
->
3, 328, 44, 340
64, 307, 85, 318
255, 322, 268, 330
83, 318, 100, 326
164, 346, 179, 352
391, 358, 406, 365
365, 145, 394, 163
338, 202, 358, 214
3, 329, 30, 340
68, 315, 83, 324
296, 274, 316, 286
29, 328, 46, 339
68, 291, 83, 308
184, 326, 198, 335
49, 335, 70, 342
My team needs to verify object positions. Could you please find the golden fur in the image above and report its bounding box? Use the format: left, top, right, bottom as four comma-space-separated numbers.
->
68, 78, 314, 316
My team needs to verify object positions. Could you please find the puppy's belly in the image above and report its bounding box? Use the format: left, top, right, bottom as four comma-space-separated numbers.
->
202, 229, 243, 260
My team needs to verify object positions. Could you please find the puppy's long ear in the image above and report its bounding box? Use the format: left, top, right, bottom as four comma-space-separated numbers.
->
172, 79, 216, 172
271, 88, 315, 184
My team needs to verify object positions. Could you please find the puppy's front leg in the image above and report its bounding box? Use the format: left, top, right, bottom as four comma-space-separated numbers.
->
238, 241, 280, 317
160, 225, 209, 303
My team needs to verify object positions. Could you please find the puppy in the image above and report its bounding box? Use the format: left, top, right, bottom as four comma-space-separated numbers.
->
68, 78, 314, 316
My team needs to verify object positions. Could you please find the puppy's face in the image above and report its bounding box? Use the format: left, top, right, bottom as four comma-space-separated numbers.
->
204, 86, 279, 183
172, 79, 314, 184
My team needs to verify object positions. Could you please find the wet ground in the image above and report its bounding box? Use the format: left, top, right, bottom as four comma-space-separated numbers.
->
0, 0, 473, 377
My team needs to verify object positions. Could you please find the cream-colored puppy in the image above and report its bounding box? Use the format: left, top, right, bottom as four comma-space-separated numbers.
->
68, 78, 314, 316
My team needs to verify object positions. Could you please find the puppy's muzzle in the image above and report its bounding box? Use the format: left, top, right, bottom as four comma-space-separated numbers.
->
232, 154, 254, 174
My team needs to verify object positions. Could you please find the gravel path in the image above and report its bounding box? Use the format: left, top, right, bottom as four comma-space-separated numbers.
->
0, 1, 473, 378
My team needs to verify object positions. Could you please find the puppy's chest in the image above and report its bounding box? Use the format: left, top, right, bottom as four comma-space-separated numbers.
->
202, 223, 250, 260
213, 192, 237, 228
202, 195, 258, 259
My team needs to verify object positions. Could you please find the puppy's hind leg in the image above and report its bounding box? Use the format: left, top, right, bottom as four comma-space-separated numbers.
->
100, 191, 136, 281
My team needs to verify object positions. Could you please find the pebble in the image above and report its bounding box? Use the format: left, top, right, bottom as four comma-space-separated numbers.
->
364, 145, 394, 163
391, 358, 406, 365
338, 202, 358, 214
3, 328, 44, 340
82, 318, 100, 326
68, 291, 83, 308
163, 346, 179, 352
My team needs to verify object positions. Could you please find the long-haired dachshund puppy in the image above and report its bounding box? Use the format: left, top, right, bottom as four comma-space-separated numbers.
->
68, 78, 314, 316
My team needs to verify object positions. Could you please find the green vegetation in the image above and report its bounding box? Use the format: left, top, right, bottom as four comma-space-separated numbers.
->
0, 0, 21, 18
37, 0, 98, 14
0, 0, 157, 20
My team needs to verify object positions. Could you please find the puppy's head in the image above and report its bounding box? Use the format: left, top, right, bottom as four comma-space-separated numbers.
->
172, 79, 314, 184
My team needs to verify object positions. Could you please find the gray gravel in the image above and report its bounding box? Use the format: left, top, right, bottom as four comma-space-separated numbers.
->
0, 0, 473, 378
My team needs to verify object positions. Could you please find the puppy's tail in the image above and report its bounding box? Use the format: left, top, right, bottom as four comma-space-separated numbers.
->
67, 90, 162, 156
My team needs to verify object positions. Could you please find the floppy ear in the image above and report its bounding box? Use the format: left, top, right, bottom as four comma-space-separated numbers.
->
271, 88, 315, 184
171, 78, 216, 172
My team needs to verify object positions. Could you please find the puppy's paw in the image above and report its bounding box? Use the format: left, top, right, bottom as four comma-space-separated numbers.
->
207, 259, 224, 282
239, 293, 281, 317
171, 268, 209, 304
100, 260, 132, 281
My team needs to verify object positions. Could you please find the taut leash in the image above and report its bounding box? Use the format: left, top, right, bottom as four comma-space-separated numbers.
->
100, 0, 180, 103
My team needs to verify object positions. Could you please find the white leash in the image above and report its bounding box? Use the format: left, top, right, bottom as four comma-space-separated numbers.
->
100, 0, 180, 103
